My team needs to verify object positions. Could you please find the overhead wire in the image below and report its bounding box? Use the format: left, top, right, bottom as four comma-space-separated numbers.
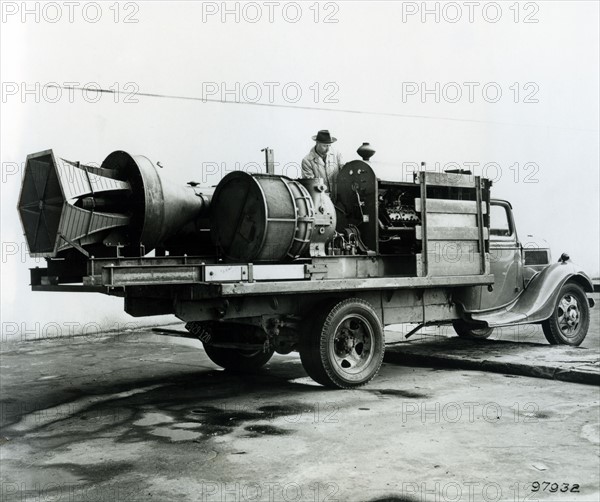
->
46, 84, 597, 132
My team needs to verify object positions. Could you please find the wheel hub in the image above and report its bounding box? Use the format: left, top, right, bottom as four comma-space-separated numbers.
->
558, 294, 580, 336
567, 308, 579, 324
332, 315, 374, 373
336, 329, 356, 355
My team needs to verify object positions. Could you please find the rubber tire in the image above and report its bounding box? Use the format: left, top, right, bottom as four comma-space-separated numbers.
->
299, 298, 385, 389
453, 320, 494, 339
202, 343, 274, 372
542, 283, 589, 346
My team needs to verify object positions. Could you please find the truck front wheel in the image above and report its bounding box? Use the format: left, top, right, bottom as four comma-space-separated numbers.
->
542, 283, 589, 346
300, 299, 385, 389
202, 344, 274, 371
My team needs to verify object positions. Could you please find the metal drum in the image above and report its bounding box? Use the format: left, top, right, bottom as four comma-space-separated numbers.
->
298, 178, 337, 257
210, 172, 315, 262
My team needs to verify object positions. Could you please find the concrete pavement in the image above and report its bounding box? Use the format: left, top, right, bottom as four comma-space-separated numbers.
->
385, 338, 600, 386
1, 329, 599, 502
383, 293, 600, 386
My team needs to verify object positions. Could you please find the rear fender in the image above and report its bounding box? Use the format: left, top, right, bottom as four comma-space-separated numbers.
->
469, 260, 594, 327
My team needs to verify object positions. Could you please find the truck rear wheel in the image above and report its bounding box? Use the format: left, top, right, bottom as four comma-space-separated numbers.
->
542, 283, 589, 346
202, 343, 274, 371
299, 299, 385, 389
452, 320, 494, 339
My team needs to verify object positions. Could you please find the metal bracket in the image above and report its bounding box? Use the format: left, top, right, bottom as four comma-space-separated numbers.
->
57, 233, 90, 258
405, 323, 425, 339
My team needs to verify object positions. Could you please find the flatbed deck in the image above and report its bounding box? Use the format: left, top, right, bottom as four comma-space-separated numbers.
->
32, 256, 494, 297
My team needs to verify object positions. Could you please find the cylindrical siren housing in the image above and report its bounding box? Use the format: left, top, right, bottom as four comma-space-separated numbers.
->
17, 150, 212, 257
210, 172, 336, 262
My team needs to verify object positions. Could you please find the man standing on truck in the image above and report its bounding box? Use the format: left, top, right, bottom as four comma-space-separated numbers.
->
302, 129, 344, 201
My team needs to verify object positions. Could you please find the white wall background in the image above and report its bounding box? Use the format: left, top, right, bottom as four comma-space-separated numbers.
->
1, 0, 598, 339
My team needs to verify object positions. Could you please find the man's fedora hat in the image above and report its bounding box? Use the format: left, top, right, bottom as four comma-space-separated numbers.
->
312, 130, 337, 144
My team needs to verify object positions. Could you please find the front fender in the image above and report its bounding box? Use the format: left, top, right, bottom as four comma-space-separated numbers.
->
470, 261, 594, 327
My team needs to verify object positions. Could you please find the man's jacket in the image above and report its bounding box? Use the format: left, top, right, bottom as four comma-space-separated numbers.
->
301, 147, 344, 200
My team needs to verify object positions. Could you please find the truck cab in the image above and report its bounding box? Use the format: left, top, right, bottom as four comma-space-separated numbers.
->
458, 199, 594, 347
480, 200, 524, 311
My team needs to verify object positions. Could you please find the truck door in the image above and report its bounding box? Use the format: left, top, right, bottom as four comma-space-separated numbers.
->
479, 200, 523, 310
